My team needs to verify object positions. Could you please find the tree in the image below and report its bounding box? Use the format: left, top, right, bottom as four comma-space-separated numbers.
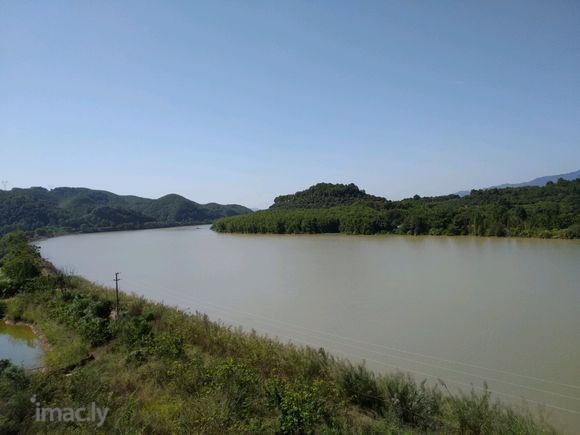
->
2, 250, 40, 285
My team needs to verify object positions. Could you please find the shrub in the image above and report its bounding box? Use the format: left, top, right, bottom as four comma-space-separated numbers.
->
450, 387, 493, 434
1, 250, 40, 285
382, 374, 441, 430
341, 363, 385, 414
53, 293, 113, 346
209, 358, 262, 419
114, 314, 154, 353
267, 378, 332, 434
0, 360, 32, 434
561, 223, 580, 239
4, 298, 26, 322
79, 316, 112, 346
151, 331, 185, 359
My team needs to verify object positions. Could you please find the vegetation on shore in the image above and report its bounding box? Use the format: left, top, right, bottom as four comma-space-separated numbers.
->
0, 232, 557, 433
212, 179, 580, 238
0, 186, 252, 238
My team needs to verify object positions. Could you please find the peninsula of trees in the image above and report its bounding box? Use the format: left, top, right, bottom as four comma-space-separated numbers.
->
212, 179, 580, 238
0, 187, 251, 237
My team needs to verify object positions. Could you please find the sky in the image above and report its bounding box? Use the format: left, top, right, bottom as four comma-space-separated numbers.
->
1, 1, 579, 208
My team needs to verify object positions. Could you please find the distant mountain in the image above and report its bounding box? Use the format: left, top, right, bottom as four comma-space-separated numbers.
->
0, 186, 252, 237
456, 169, 580, 196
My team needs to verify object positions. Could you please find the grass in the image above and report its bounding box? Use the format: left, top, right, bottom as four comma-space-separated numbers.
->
0, 273, 560, 434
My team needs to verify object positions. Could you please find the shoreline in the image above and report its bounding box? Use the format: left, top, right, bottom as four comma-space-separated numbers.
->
0, 255, 567, 432
214, 229, 580, 242
30, 222, 212, 243
33, 222, 580, 243
2, 318, 50, 354
3, 230, 575, 431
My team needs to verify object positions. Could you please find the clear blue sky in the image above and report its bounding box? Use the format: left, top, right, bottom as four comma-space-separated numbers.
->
1, 1, 578, 208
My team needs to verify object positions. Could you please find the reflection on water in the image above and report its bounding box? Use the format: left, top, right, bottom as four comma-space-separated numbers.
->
0, 321, 42, 368
38, 226, 580, 432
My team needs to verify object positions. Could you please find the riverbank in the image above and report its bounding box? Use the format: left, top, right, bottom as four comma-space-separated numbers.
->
36, 224, 580, 432
29, 221, 211, 243
0, 243, 559, 433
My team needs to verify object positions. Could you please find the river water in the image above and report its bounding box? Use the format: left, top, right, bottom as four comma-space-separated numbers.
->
38, 225, 580, 432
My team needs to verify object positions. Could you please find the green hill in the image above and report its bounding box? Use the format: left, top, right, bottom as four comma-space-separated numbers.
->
271, 182, 385, 209
0, 187, 252, 237
212, 179, 580, 238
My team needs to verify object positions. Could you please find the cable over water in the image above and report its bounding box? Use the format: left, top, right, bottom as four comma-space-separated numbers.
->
121, 276, 580, 415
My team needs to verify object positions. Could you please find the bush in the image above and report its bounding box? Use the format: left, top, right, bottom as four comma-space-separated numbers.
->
341, 364, 385, 414
53, 293, 113, 346
1, 250, 40, 286
451, 387, 493, 434
117, 315, 153, 348
151, 332, 185, 359
210, 358, 261, 419
0, 360, 32, 434
561, 223, 580, 239
4, 298, 26, 322
382, 374, 441, 430
267, 379, 330, 434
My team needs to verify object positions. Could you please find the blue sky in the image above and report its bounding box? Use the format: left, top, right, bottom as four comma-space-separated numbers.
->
1, 1, 578, 208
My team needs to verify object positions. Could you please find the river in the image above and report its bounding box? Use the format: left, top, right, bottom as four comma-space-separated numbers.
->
38, 225, 580, 432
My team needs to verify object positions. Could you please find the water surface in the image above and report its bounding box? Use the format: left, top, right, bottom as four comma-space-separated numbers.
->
0, 321, 42, 368
38, 226, 580, 432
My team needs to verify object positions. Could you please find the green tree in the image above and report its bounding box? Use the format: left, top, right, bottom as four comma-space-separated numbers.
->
2, 249, 41, 285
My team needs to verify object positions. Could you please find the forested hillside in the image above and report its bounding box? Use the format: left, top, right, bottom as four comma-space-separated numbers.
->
212, 180, 580, 238
271, 183, 385, 209
0, 187, 251, 237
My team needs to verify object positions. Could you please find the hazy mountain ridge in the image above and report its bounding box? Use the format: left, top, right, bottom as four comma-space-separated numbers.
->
0, 186, 252, 237
455, 169, 580, 196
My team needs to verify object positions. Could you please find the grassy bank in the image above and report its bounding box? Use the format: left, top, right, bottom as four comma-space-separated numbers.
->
0, 234, 557, 433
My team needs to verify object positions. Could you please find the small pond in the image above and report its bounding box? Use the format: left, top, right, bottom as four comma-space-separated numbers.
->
0, 320, 43, 368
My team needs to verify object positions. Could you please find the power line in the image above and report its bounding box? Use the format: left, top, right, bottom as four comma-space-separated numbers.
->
133, 285, 580, 417
122, 276, 580, 391
122, 276, 580, 402
201, 309, 580, 416
122, 272, 580, 391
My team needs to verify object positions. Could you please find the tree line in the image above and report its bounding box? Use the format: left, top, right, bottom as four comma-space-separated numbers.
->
213, 179, 580, 238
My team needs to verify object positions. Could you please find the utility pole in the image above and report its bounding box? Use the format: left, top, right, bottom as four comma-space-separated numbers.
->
114, 272, 121, 316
